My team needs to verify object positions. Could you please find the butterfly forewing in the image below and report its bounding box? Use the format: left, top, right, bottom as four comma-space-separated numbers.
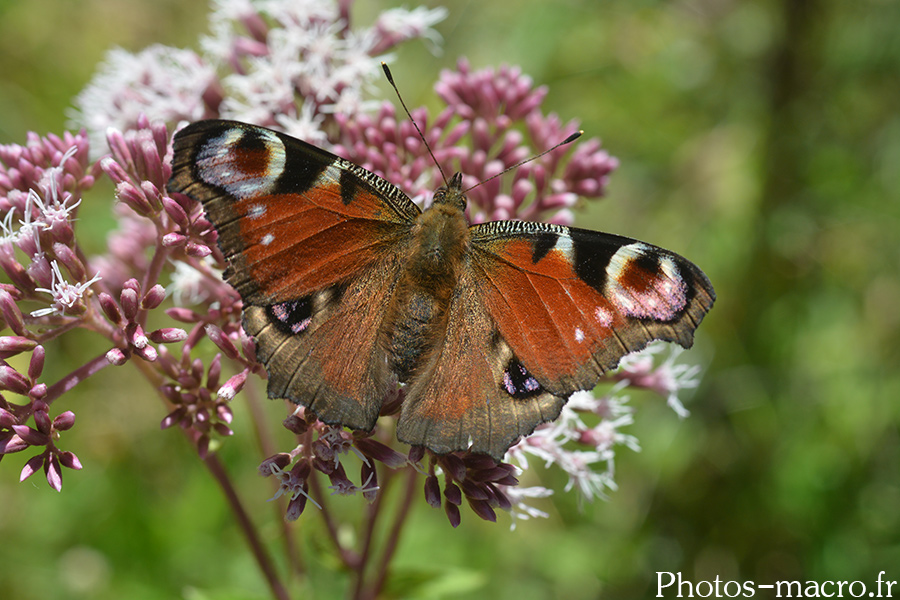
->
168, 120, 421, 304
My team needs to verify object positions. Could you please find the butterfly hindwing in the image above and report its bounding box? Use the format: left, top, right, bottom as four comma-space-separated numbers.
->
469, 221, 715, 398
244, 261, 403, 430
168, 119, 421, 430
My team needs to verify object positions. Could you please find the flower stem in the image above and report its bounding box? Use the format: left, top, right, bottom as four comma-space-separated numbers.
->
43, 351, 112, 405
204, 453, 291, 600
364, 466, 419, 600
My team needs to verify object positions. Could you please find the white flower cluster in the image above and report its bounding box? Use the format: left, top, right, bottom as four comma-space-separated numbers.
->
503, 342, 704, 529
71, 0, 447, 156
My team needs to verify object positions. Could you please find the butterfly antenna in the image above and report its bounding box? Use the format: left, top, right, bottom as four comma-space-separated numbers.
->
381, 62, 449, 186
462, 130, 583, 194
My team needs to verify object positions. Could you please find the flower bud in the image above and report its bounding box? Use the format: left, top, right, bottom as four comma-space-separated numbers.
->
205, 324, 239, 360
52, 411, 76, 431
45, 453, 63, 491
98, 292, 122, 323
20, 454, 43, 481
28, 345, 45, 381
149, 327, 188, 344
120, 287, 139, 321
0, 365, 30, 395
424, 474, 441, 508
59, 450, 82, 470
106, 347, 128, 365
141, 284, 166, 309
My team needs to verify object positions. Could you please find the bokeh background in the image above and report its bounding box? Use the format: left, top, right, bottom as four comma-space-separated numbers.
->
1, 0, 898, 598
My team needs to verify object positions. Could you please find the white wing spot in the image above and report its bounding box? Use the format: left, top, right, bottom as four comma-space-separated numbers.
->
248, 204, 267, 219
260, 233, 275, 246
574, 327, 585, 342
553, 234, 575, 262
594, 306, 613, 327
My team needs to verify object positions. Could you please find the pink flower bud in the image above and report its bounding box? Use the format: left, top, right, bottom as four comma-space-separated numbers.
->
443, 481, 462, 506
116, 182, 153, 215
285, 489, 308, 521
0, 407, 17, 428
33, 403, 51, 435
100, 156, 129, 184
59, 450, 82, 470
205, 324, 239, 360
408, 445, 425, 464
424, 474, 441, 508
0, 336, 37, 355
13, 424, 49, 446
216, 404, 234, 423
51, 243, 85, 281
161, 232, 186, 247
0, 433, 28, 454
439, 454, 466, 481
141, 284, 166, 309
28, 345, 45, 381
0, 365, 30, 395
98, 292, 122, 324
120, 287, 139, 321
20, 454, 43, 481
52, 411, 76, 431
126, 322, 148, 348
45, 453, 63, 491
165, 307, 201, 323
196, 434, 210, 459
162, 196, 189, 228
353, 438, 407, 468
135, 344, 158, 362
444, 502, 461, 528
106, 347, 128, 366
148, 327, 188, 344
161, 407, 186, 430
466, 498, 497, 523
219, 370, 248, 402
185, 242, 212, 257
460, 479, 489, 501
140, 180, 164, 211
258, 453, 292, 476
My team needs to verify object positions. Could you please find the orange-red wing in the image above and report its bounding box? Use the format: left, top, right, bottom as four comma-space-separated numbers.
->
168, 119, 421, 304
469, 221, 715, 396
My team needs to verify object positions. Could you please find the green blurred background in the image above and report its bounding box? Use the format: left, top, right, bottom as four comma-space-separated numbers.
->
1, 0, 898, 598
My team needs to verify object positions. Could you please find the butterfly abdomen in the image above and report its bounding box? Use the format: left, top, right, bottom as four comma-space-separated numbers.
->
384, 201, 471, 381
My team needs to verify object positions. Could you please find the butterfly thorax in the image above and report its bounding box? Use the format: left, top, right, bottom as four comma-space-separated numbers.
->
383, 180, 471, 381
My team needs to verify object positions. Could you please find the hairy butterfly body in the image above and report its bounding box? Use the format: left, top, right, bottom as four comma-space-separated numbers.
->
168, 119, 715, 460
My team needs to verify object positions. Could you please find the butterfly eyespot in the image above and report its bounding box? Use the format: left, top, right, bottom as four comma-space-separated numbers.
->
605, 244, 688, 321
267, 298, 313, 335
197, 127, 285, 199
501, 359, 543, 399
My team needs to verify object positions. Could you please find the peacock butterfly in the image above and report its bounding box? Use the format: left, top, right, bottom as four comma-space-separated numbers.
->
167, 119, 715, 461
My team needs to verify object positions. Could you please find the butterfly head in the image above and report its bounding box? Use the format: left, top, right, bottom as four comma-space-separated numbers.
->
432, 172, 467, 212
